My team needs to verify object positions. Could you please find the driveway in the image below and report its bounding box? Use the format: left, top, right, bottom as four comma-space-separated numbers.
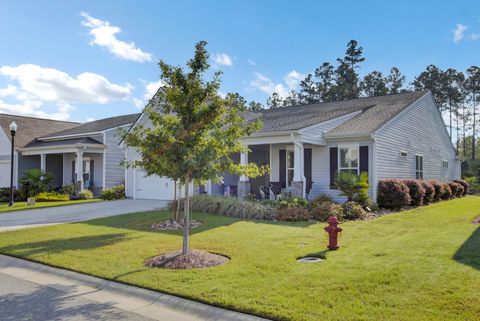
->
0, 199, 168, 231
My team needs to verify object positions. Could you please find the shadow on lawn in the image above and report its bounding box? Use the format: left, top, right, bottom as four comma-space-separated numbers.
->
453, 227, 480, 271
0, 233, 132, 257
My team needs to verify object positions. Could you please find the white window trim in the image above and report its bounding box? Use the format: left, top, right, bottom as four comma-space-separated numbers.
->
415, 154, 424, 179
338, 143, 360, 175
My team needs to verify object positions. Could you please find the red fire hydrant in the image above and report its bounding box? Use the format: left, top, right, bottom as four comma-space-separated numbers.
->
324, 215, 342, 250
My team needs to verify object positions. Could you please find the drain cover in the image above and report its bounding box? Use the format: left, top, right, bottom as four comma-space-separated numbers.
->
297, 256, 323, 262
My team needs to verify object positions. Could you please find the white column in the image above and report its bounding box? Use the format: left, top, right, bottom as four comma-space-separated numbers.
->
293, 142, 304, 181
40, 154, 46, 172
76, 150, 84, 190
269, 144, 273, 182
239, 150, 248, 182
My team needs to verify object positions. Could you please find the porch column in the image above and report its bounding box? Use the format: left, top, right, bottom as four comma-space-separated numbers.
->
40, 154, 46, 172
237, 150, 250, 198
292, 142, 305, 198
75, 150, 84, 192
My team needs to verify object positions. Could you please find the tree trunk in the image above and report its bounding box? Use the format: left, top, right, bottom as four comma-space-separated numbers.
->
172, 180, 177, 222
463, 105, 467, 159
473, 100, 477, 161
182, 175, 190, 255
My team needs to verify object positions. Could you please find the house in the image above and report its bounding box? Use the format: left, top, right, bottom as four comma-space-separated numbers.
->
124, 91, 460, 202
0, 113, 139, 194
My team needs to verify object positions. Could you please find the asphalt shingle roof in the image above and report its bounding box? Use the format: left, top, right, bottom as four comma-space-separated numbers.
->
23, 137, 104, 148
41, 113, 141, 138
254, 91, 428, 135
0, 114, 78, 148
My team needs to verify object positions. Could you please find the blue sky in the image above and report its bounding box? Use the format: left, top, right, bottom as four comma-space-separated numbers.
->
0, 0, 479, 122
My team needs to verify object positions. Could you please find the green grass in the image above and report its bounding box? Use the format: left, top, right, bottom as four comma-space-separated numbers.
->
0, 197, 478, 321
0, 199, 102, 213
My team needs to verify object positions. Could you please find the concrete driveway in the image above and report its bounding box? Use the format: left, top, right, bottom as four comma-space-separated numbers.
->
0, 199, 169, 231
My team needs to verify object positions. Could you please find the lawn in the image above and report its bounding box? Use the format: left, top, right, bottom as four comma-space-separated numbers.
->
0, 197, 478, 321
0, 199, 102, 213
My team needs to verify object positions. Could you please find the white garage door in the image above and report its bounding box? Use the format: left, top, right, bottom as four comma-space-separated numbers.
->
135, 170, 175, 200
0, 162, 11, 188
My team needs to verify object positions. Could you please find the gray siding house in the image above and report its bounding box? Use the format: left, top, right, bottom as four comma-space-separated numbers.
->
0, 113, 139, 195
124, 90, 460, 203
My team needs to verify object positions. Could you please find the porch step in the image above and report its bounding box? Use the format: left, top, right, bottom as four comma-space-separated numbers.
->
307, 183, 347, 203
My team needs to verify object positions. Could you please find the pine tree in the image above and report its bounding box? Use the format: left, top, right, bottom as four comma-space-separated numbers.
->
314, 62, 336, 102
465, 66, 480, 160
386, 67, 406, 94
335, 40, 365, 100
361, 71, 388, 97
266, 92, 284, 108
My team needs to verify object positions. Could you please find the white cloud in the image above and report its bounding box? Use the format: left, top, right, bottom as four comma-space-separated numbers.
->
453, 24, 467, 43
0, 64, 132, 120
470, 33, 480, 40
213, 53, 233, 66
80, 12, 153, 63
247, 59, 256, 66
250, 70, 305, 98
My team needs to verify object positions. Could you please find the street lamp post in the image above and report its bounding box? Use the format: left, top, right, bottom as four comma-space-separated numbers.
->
9, 121, 17, 207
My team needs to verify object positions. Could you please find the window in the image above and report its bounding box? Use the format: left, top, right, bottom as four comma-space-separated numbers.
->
442, 160, 449, 169
286, 150, 294, 187
415, 155, 423, 179
338, 144, 359, 175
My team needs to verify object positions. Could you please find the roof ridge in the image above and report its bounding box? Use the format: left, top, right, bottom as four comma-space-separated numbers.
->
0, 113, 80, 124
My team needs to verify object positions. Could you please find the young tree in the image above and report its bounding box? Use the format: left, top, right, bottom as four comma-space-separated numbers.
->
386, 67, 406, 94
360, 71, 388, 97
121, 41, 267, 255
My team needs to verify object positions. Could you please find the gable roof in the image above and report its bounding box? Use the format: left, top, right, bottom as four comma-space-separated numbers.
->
0, 114, 78, 148
41, 113, 141, 139
253, 91, 428, 135
23, 137, 104, 149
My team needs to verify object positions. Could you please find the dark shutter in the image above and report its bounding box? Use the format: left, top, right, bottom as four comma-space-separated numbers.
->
90, 160, 94, 187
71, 161, 75, 183
279, 149, 286, 188
304, 148, 312, 193
329, 147, 338, 188
359, 146, 369, 174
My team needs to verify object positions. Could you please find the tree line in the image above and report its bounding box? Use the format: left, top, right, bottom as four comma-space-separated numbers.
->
243, 40, 480, 161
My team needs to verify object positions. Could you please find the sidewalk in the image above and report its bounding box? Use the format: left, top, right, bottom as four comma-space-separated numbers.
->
0, 254, 268, 321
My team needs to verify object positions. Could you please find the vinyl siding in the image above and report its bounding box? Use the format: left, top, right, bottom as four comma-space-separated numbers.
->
375, 93, 459, 183
104, 127, 127, 188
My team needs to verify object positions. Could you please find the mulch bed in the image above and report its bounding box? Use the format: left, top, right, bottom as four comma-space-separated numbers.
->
145, 249, 229, 269
150, 219, 202, 230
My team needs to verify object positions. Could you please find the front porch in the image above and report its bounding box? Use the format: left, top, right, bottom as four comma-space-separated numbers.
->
18, 143, 106, 195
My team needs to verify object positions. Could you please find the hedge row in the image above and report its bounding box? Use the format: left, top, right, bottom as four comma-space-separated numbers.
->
378, 179, 469, 209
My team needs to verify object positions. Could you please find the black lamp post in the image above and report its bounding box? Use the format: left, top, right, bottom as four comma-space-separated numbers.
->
9, 121, 17, 207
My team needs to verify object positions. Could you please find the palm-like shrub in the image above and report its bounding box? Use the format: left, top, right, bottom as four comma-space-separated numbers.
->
377, 179, 411, 209
20, 169, 53, 198
335, 171, 370, 206
402, 179, 425, 206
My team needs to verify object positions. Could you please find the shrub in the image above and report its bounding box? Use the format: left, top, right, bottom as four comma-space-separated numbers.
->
455, 184, 464, 197
276, 206, 311, 221
343, 201, 367, 220
35, 192, 69, 202
310, 201, 344, 222
278, 197, 309, 208
78, 189, 94, 200
420, 181, 435, 204
336, 171, 370, 206
61, 184, 75, 196
178, 195, 276, 220
448, 182, 460, 198
0, 188, 25, 202
441, 183, 452, 200
402, 179, 425, 206
453, 179, 469, 196
464, 177, 479, 195
430, 181, 443, 202
101, 185, 125, 200
309, 193, 333, 208
19, 169, 53, 198
377, 179, 411, 209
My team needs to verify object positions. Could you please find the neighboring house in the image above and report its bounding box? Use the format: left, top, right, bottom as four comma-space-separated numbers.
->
0, 113, 139, 195
124, 91, 460, 202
